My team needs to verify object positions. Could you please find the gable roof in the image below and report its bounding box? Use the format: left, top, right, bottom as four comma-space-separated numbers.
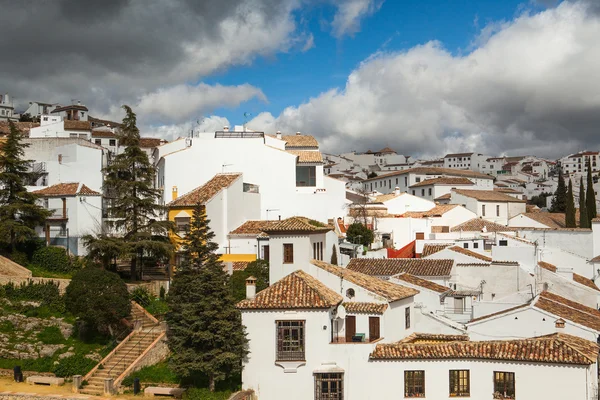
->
363, 167, 493, 182
230, 220, 279, 236
286, 150, 323, 163
310, 260, 419, 302
409, 177, 474, 188
342, 302, 388, 314
514, 212, 568, 229
394, 272, 450, 293
63, 120, 91, 131
452, 189, 526, 203
32, 182, 101, 197
370, 333, 598, 365
237, 270, 342, 310
447, 246, 492, 262
51, 104, 88, 113
374, 192, 404, 203
420, 243, 451, 257
401, 204, 459, 218
573, 273, 600, 292
535, 291, 600, 332
262, 217, 332, 234
167, 173, 241, 207
445, 152, 474, 158
268, 134, 319, 148
0, 121, 39, 135
538, 261, 558, 273
398, 333, 469, 344
451, 218, 515, 232
347, 258, 453, 277
139, 137, 166, 148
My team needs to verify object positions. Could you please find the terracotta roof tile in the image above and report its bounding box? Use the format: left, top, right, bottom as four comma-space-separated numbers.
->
374, 192, 404, 203
363, 167, 493, 182
232, 262, 250, 272
230, 220, 279, 235
447, 246, 492, 262
514, 212, 568, 229
590, 255, 600, 263
409, 177, 474, 188
51, 104, 88, 113
268, 134, 319, 148
573, 273, 600, 292
434, 193, 451, 201
32, 182, 101, 197
456, 263, 491, 267
91, 130, 117, 138
538, 261, 557, 273
370, 333, 598, 365
451, 218, 515, 232
263, 217, 332, 233
286, 150, 323, 163
139, 137, 166, 148
347, 258, 453, 277
0, 121, 39, 135
402, 205, 459, 218
63, 120, 91, 131
420, 243, 451, 257
168, 173, 241, 207
535, 291, 600, 331
445, 152, 474, 158
310, 260, 419, 302
398, 333, 469, 343
342, 302, 388, 314
237, 270, 342, 309
394, 272, 450, 293
452, 189, 526, 203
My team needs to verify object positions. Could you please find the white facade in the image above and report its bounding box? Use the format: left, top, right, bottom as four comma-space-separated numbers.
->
29, 116, 91, 139
450, 191, 526, 225
23, 101, 57, 118
0, 93, 17, 121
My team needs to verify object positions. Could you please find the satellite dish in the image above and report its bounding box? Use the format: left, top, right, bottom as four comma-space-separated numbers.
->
336, 304, 346, 320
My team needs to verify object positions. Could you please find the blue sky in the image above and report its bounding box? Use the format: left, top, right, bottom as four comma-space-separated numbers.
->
208, 0, 549, 126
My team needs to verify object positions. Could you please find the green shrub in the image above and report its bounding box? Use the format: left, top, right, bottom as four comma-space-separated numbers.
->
32, 246, 71, 272
53, 353, 97, 377
146, 299, 168, 316
184, 388, 232, 400
130, 286, 153, 307
9, 251, 29, 266
159, 286, 166, 300
122, 361, 179, 386
38, 326, 65, 344
1, 281, 64, 313
0, 357, 54, 372
0, 320, 14, 333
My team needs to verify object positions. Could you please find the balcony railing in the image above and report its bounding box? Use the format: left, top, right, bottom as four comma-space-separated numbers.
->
47, 208, 68, 219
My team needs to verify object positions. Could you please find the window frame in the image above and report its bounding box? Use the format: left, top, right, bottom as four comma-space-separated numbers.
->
482, 204, 486, 216
405, 307, 411, 329
496, 204, 500, 217
314, 372, 343, 400
276, 320, 305, 361
493, 371, 515, 399
404, 370, 425, 398
449, 370, 470, 397
283, 243, 294, 264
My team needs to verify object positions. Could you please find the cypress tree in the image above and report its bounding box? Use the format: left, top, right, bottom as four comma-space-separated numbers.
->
330, 244, 338, 265
85, 106, 173, 278
579, 177, 589, 228
586, 159, 597, 223
565, 180, 576, 228
0, 121, 51, 252
166, 205, 248, 392
551, 169, 567, 213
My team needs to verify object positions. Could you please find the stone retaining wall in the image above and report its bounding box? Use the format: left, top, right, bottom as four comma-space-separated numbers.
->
0, 276, 71, 293
0, 256, 32, 278
0, 369, 55, 379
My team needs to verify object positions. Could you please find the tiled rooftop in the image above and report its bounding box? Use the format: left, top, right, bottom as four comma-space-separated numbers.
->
229, 220, 279, 236
573, 273, 600, 292
237, 270, 342, 309
515, 212, 569, 229
409, 177, 474, 188
139, 137, 166, 148
370, 333, 598, 365
420, 243, 451, 257
374, 192, 404, 203
402, 204, 459, 218
447, 246, 492, 262
269, 134, 319, 148
347, 258, 453, 277
398, 333, 469, 344
450, 218, 515, 232
538, 261, 558, 273
0, 121, 39, 135
263, 217, 332, 233
32, 182, 101, 197
167, 173, 241, 207
393, 272, 450, 293
452, 189, 526, 203
63, 120, 91, 131
342, 302, 388, 314
535, 291, 600, 331
310, 260, 419, 302
286, 150, 323, 163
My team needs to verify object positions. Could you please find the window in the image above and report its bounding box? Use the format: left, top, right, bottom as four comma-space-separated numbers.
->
405, 177, 408, 186
493, 371, 515, 399
262, 245, 270, 260
94, 139, 101, 145
276, 320, 305, 361
496, 205, 500, 216
315, 372, 343, 400
396, 178, 399, 185
389, 179, 392, 188
404, 370, 424, 397
283, 244, 294, 263
369, 316, 380, 341
421, 189, 425, 196
415, 232, 424, 240
499, 240, 508, 246
109, 139, 116, 146
463, 243, 469, 249
412, 190, 415, 195
313, 242, 324, 261
415, 177, 421, 183
345, 288, 355, 298
405, 307, 410, 329
482, 205, 486, 216
296, 166, 316, 186
428, 188, 432, 196
449, 370, 469, 397
473, 242, 479, 249
174, 217, 190, 236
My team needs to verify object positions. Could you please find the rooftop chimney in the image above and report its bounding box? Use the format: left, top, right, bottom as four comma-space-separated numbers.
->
246, 276, 257, 300
276, 130, 282, 140
223, 126, 230, 132
394, 186, 401, 195
296, 131, 301, 135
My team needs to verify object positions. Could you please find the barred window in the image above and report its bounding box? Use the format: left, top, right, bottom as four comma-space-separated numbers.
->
276, 320, 305, 361
404, 370, 425, 397
449, 370, 470, 397
315, 373, 343, 400
493, 371, 515, 399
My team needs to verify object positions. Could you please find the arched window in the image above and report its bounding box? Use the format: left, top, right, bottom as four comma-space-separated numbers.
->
346, 288, 355, 299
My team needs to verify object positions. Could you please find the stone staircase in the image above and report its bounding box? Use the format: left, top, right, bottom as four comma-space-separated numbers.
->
80, 301, 164, 396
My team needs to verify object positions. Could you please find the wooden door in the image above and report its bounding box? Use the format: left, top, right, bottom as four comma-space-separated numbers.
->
369, 317, 380, 341
345, 316, 356, 342
263, 245, 270, 261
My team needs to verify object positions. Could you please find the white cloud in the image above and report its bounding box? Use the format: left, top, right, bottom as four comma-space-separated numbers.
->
142, 116, 232, 141
331, 0, 383, 38
249, 1, 600, 158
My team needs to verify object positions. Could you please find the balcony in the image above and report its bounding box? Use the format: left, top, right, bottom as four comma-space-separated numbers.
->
47, 208, 68, 220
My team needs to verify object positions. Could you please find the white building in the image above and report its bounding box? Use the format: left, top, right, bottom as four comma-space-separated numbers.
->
443, 152, 489, 171
560, 151, 599, 175
408, 177, 476, 201
50, 102, 89, 121
157, 128, 346, 222
32, 182, 103, 256
450, 189, 527, 225
346, 258, 454, 286
22, 101, 57, 119
29, 115, 91, 140
0, 93, 17, 122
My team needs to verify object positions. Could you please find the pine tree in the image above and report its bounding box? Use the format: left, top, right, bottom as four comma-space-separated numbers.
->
586, 159, 597, 224
330, 244, 338, 265
166, 205, 248, 392
565, 180, 576, 228
0, 122, 51, 252
551, 169, 567, 213
579, 177, 589, 228
85, 106, 173, 278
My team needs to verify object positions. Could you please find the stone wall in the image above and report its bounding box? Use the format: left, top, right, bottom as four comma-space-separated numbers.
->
0, 276, 71, 293
0, 256, 32, 277
126, 281, 168, 297
0, 369, 55, 379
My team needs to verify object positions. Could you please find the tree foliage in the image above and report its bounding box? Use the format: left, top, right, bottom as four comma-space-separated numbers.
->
330, 244, 338, 265
579, 177, 589, 228
551, 169, 567, 213
166, 205, 248, 392
346, 222, 374, 247
565, 179, 577, 228
65, 267, 131, 335
229, 259, 269, 302
0, 122, 51, 251
367, 171, 377, 179
84, 106, 173, 279
528, 192, 552, 209
587, 159, 597, 224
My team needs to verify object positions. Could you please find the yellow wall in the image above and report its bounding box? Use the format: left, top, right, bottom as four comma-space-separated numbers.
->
220, 253, 257, 262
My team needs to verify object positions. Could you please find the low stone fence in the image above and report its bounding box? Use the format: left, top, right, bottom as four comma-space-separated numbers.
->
0, 369, 55, 379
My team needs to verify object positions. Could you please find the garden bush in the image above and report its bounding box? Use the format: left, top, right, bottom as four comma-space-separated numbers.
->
53, 353, 97, 377
38, 326, 65, 344
8, 250, 29, 266
32, 246, 71, 272
130, 286, 153, 307
2, 281, 63, 312
184, 388, 232, 400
